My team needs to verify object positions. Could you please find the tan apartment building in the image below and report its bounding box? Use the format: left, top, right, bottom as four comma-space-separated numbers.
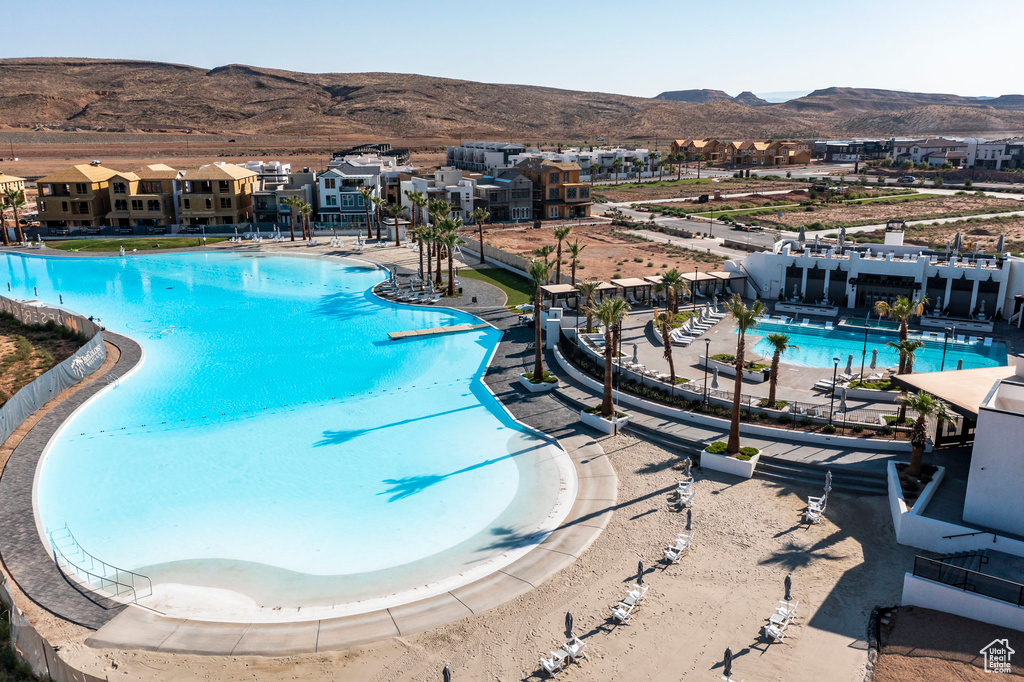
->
37, 164, 118, 228
670, 139, 722, 162
515, 159, 592, 220
673, 139, 813, 166
106, 164, 182, 229
179, 163, 259, 225
0, 171, 26, 196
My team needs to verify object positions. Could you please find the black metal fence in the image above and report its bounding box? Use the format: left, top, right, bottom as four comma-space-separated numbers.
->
558, 329, 913, 437
913, 555, 1024, 607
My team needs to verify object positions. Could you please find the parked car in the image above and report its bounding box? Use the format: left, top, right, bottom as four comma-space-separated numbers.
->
898, 175, 916, 184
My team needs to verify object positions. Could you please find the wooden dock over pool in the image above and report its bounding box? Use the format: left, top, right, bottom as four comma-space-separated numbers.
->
388, 323, 489, 340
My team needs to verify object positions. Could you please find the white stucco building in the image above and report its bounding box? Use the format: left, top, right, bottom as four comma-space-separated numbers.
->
399, 168, 475, 222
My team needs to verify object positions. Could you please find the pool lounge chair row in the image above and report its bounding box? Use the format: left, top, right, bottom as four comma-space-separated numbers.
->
670, 308, 725, 347
611, 583, 649, 625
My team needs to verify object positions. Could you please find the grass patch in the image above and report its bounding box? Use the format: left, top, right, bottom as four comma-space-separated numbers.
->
0, 314, 87, 407
710, 353, 769, 372
522, 371, 558, 384
458, 267, 534, 308
593, 178, 717, 190
705, 441, 758, 459
848, 379, 894, 391
49, 237, 228, 252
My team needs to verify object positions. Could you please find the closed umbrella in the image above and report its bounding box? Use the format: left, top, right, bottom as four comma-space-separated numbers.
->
712, 366, 719, 389
870, 349, 878, 370
784, 574, 793, 602
997, 234, 1006, 253
723, 647, 734, 678
838, 226, 846, 250
839, 386, 848, 413
686, 508, 692, 531
957, 359, 963, 370
844, 354, 853, 376
443, 665, 451, 682
632, 344, 638, 364
637, 560, 645, 586
825, 470, 833, 493
797, 226, 806, 246
565, 611, 574, 638
683, 456, 692, 478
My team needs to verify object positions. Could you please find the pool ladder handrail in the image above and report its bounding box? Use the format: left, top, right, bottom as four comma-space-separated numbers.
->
48, 524, 152, 604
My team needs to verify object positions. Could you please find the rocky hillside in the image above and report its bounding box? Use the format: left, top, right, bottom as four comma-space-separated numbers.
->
2, 59, 1023, 139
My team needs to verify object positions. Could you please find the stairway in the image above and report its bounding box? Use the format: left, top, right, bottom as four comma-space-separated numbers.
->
937, 549, 990, 575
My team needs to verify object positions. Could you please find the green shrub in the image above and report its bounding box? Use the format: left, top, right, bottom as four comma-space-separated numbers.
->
778, 415, 792, 424
851, 425, 864, 434
705, 441, 728, 454
822, 424, 837, 434
800, 417, 813, 427
848, 379, 893, 391
880, 425, 894, 436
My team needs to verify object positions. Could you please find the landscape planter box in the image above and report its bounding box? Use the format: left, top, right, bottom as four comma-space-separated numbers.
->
580, 409, 631, 435
700, 447, 761, 479
519, 374, 559, 393
698, 355, 769, 384
843, 386, 898, 402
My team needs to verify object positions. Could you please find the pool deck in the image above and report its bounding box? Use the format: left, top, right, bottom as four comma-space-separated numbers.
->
0, 244, 622, 656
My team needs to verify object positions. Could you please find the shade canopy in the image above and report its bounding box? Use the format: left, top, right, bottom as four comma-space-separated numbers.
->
890, 365, 1015, 419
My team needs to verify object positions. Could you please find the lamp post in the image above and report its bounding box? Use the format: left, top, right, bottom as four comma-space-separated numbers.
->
829, 357, 840, 426
940, 326, 954, 371
860, 320, 871, 378
693, 267, 699, 313
703, 338, 711, 409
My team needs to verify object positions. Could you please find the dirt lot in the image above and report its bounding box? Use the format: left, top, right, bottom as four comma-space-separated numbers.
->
873, 606, 1023, 680
593, 178, 806, 203
481, 223, 725, 282
856, 214, 1024, 254
745, 193, 1024, 231
0, 315, 84, 404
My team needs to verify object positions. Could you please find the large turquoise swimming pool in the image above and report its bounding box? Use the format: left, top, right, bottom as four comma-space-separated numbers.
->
8, 252, 572, 619
749, 319, 1007, 373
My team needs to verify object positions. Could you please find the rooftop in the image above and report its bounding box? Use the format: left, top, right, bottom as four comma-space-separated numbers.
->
38, 164, 120, 184
187, 163, 259, 181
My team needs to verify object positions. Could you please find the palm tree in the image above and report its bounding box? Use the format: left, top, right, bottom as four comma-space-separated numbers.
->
471, 207, 490, 265
887, 338, 924, 375
527, 259, 551, 382
300, 201, 313, 240
896, 391, 953, 478
358, 188, 375, 240
0, 198, 9, 246
422, 224, 435, 283
567, 238, 586, 285
282, 195, 301, 241
592, 297, 631, 418
725, 296, 765, 454
765, 333, 798, 408
387, 203, 404, 246
651, 151, 662, 182
694, 153, 705, 179
874, 295, 928, 346
631, 157, 644, 182
374, 196, 385, 241
659, 268, 686, 316
438, 218, 465, 296
589, 162, 599, 186
4, 189, 26, 244
406, 190, 427, 276
576, 279, 599, 332
553, 225, 571, 284
653, 309, 677, 384
611, 158, 623, 185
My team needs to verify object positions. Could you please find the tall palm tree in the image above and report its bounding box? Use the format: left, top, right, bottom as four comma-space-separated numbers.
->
527, 258, 551, 382
567, 238, 586, 285
553, 225, 572, 284
896, 391, 953, 478
300, 201, 313, 240
887, 338, 925, 375
765, 332, 798, 408
406, 190, 427, 276
612, 158, 623, 185
651, 151, 662, 182
358, 188, 375, 240
471, 207, 490, 265
387, 203, 404, 246
373, 195, 385, 241
0, 198, 9, 246
282, 195, 301, 241
4, 190, 26, 244
593, 297, 631, 418
422, 224, 435, 283
659, 268, 686, 316
576, 279, 599, 332
589, 162, 599, 186
725, 296, 765, 454
438, 218, 465, 296
631, 157, 644, 183
654, 309, 677, 383
874, 295, 928, 346
694, 153, 705, 179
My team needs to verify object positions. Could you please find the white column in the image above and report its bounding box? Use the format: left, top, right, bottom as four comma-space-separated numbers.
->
944, 276, 953, 313
800, 267, 808, 299
823, 268, 831, 303
969, 279, 980, 316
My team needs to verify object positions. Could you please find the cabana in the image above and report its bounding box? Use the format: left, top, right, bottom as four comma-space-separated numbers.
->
594, 281, 620, 303
708, 271, 747, 297
611, 277, 653, 306
540, 283, 578, 311
681, 270, 719, 299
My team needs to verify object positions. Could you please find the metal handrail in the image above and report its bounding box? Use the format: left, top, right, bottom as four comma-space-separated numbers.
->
48, 525, 152, 603
942, 530, 998, 542
913, 555, 1024, 607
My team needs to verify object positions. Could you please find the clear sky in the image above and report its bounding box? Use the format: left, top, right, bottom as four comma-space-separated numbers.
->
3, 0, 1021, 99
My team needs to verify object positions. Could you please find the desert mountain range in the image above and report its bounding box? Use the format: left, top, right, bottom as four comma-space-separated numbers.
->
1, 58, 1023, 140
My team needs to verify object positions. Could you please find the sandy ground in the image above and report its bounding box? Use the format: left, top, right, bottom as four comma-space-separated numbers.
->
483, 224, 725, 282
750, 193, 1023, 231
39, 434, 916, 681
873, 606, 1024, 680
594, 179, 806, 204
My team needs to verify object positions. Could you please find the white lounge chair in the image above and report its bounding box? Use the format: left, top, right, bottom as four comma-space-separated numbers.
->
801, 318, 810, 326
777, 600, 799, 619
824, 322, 833, 330
629, 583, 649, 601
984, 337, 993, 346
678, 487, 695, 507
956, 335, 966, 343
425, 293, 441, 304
677, 479, 694, 495
562, 636, 587, 662
763, 622, 788, 643
611, 604, 633, 624
540, 652, 566, 677
805, 506, 824, 524
808, 493, 827, 514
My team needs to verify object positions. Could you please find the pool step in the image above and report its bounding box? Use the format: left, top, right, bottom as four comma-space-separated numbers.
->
388, 323, 489, 340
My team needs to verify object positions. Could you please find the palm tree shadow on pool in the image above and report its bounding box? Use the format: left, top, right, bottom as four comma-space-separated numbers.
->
378, 441, 549, 502
314, 405, 480, 447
